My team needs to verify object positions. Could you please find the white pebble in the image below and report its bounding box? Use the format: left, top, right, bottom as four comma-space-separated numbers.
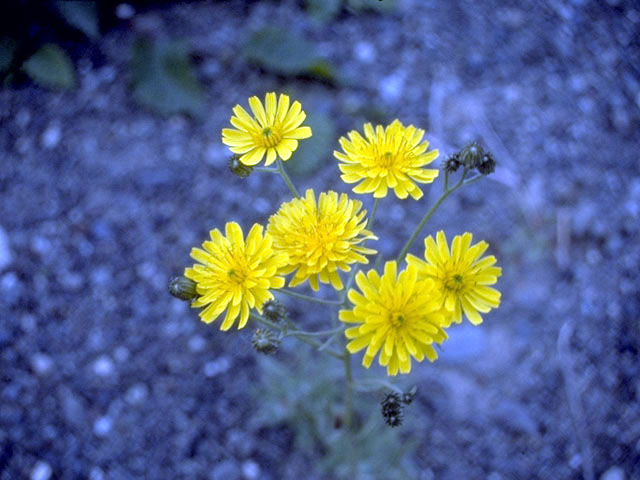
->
116, 3, 135, 19
31, 353, 54, 376
241, 460, 260, 480
204, 357, 231, 377
30, 461, 52, 480
354, 41, 375, 63
41, 123, 61, 149
93, 355, 115, 377
0, 226, 11, 270
93, 416, 113, 437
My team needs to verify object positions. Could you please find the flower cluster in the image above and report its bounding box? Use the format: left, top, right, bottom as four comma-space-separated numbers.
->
174, 91, 502, 380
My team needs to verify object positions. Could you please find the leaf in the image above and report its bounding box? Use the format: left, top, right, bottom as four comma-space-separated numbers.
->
56, 1, 99, 39
0, 38, 17, 73
287, 112, 336, 178
243, 27, 317, 75
306, 0, 342, 23
347, 0, 396, 12
130, 37, 205, 117
23, 44, 75, 90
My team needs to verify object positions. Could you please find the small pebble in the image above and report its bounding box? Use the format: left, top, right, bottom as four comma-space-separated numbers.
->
93, 416, 113, 437
0, 226, 11, 270
241, 460, 260, 480
41, 123, 61, 149
93, 355, 115, 377
31, 353, 54, 376
204, 357, 231, 378
30, 461, 52, 480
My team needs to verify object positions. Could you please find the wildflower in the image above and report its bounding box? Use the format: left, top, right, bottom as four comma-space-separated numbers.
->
184, 222, 287, 330
222, 92, 312, 166
252, 329, 281, 354
334, 119, 439, 200
340, 261, 448, 376
267, 189, 377, 291
406, 231, 502, 326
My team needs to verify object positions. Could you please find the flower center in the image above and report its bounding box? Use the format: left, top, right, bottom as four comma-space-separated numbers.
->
261, 126, 282, 148
389, 313, 406, 328
444, 273, 465, 292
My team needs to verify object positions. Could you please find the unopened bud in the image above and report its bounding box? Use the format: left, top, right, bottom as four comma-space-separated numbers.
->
443, 153, 462, 173
252, 329, 280, 355
229, 155, 253, 178
477, 151, 496, 175
401, 386, 417, 405
262, 299, 288, 323
459, 142, 484, 169
381, 392, 404, 427
169, 276, 198, 301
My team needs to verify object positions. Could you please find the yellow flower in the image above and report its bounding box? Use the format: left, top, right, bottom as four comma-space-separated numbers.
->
340, 261, 448, 376
222, 92, 312, 166
267, 189, 377, 291
406, 231, 502, 326
334, 119, 439, 200
184, 222, 287, 330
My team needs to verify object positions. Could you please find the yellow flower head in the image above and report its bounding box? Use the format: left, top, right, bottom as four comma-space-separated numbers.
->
184, 222, 287, 330
267, 189, 377, 291
340, 261, 448, 376
406, 231, 502, 326
222, 92, 312, 166
334, 119, 439, 200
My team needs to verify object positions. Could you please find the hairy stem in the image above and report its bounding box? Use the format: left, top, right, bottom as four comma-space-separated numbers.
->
395, 169, 469, 262
277, 288, 342, 306
277, 158, 299, 198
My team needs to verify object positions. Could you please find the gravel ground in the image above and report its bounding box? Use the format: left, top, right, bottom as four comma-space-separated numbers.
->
1, 1, 639, 479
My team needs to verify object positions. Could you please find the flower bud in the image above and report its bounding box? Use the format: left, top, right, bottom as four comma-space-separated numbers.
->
168, 276, 199, 301
401, 386, 417, 405
252, 329, 280, 354
381, 392, 404, 427
443, 153, 462, 173
477, 151, 496, 175
262, 299, 288, 323
229, 155, 253, 178
459, 142, 484, 169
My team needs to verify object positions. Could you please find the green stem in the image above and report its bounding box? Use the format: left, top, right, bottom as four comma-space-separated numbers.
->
367, 198, 380, 230
395, 169, 469, 262
284, 326, 345, 338
255, 167, 279, 173
343, 347, 356, 476
250, 313, 343, 359
277, 288, 342, 306
277, 158, 299, 198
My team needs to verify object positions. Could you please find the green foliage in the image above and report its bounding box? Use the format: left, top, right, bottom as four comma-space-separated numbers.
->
252, 348, 418, 479
55, 1, 99, 39
130, 37, 206, 117
0, 38, 16, 74
22, 44, 75, 90
306, 0, 343, 23
347, 0, 396, 12
243, 27, 337, 82
287, 112, 337, 178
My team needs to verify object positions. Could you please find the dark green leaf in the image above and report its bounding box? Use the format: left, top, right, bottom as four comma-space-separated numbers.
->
348, 0, 396, 12
287, 112, 336, 178
56, 1, 99, 39
306, 0, 342, 23
0, 38, 17, 73
130, 37, 205, 117
243, 27, 317, 75
23, 44, 75, 90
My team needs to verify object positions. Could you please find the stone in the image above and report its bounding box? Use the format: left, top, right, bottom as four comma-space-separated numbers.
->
30, 461, 52, 480
0, 226, 11, 270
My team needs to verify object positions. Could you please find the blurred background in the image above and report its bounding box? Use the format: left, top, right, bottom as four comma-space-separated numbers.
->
1, 0, 639, 479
